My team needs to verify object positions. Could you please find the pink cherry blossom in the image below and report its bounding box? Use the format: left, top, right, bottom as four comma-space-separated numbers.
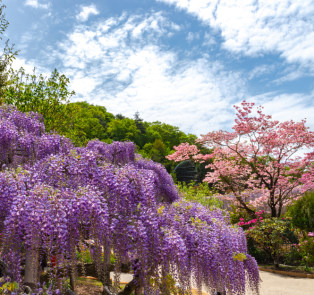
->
167, 101, 314, 217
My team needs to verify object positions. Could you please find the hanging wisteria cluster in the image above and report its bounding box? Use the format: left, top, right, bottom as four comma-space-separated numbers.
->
0, 105, 73, 169
0, 105, 259, 295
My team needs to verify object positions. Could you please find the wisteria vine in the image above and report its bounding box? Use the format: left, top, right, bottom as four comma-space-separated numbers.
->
0, 105, 259, 295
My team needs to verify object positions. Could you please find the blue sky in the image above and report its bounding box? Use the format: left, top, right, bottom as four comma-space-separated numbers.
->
4, 0, 314, 136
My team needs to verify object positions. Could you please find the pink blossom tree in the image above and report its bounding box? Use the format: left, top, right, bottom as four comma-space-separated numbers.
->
167, 101, 314, 217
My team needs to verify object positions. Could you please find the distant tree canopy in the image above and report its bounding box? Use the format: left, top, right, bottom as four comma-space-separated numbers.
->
75, 106, 197, 172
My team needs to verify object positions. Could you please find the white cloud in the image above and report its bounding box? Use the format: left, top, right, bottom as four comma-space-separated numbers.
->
272, 65, 314, 84
76, 4, 100, 22
186, 32, 200, 42
247, 91, 314, 129
248, 64, 276, 80
158, 0, 314, 68
44, 12, 246, 135
41, 12, 52, 19
11, 57, 51, 77
203, 32, 216, 47
32, 10, 314, 136
25, 0, 50, 9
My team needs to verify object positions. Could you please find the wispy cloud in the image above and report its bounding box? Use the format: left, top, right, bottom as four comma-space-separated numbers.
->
247, 91, 314, 128
203, 32, 216, 47
248, 64, 276, 80
158, 0, 314, 70
76, 4, 100, 22
24, 0, 50, 9
186, 32, 200, 42
272, 65, 314, 84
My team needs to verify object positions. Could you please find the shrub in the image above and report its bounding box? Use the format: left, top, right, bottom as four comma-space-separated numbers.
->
287, 191, 314, 233
241, 216, 298, 267
282, 245, 303, 266
177, 181, 222, 208
296, 232, 314, 267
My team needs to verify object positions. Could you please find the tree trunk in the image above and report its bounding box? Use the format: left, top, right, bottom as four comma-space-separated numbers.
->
70, 272, 76, 292
102, 250, 112, 295
273, 248, 280, 269
56, 278, 63, 294
271, 206, 277, 218
24, 248, 39, 291
160, 268, 171, 295
117, 278, 138, 295
103, 279, 139, 295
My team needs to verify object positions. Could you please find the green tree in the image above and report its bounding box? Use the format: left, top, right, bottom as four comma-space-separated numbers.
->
146, 121, 197, 149
115, 113, 126, 120
107, 118, 140, 142
71, 101, 114, 141
287, 191, 314, 233
142, 139, 167, 163
0, 1, 18, 102
5, 68, 85, 145
134, 111, 146, 134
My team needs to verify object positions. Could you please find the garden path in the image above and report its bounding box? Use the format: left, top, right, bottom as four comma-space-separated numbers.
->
111, 272, 314, 294
258, 271, 313, 295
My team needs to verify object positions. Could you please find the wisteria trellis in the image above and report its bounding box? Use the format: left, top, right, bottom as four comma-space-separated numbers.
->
0, 105, 259, 295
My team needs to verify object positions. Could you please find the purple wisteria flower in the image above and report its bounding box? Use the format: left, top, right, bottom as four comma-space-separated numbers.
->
0, 105, 259, 295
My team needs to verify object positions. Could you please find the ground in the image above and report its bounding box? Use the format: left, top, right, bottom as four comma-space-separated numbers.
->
258, 271, 314, 295
74, 272, 314, 295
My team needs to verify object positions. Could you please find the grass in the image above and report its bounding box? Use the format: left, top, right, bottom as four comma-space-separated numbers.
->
76, 277, 103, 286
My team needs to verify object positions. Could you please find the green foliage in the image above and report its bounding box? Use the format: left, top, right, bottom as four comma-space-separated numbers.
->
0, 281, 19, 294
77, 246, 93, 264
107, 117, 140, 142
149, 273, 186, 295
134, 111, 146, 134
103, 116, 197, 172
282, 245, 303, 266
245, 218, 298, 266
0, 1, 18, 102
231, 210, 272, 263
5, 68, 86, 145
229, 205, 256, 225
142, 139, 167, 163
70, 101, 114, 142
146, 121, 197, 150
287, 191, 314, 232
177, 181, 222, 208
296, 233, 314, 267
